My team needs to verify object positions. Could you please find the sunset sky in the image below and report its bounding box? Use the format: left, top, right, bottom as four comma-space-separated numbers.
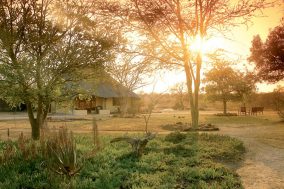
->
140, 1, 284, 94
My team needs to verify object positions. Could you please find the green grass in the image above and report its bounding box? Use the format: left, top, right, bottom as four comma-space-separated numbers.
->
0, 132, 245, 189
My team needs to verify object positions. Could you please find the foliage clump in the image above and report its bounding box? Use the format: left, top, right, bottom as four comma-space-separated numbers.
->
249, 21, 284, 82
110, 132, 156, 157
198, 133, 246, 162
0, 132, 245, 188
0, 0, 117, 140
0, 140, 15, 164
273, 86, 284, 120
204, 61, 256, 114
164, 131, 187, 144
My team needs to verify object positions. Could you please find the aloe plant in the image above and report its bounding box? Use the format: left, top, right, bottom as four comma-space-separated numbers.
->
45, 128, 81, 178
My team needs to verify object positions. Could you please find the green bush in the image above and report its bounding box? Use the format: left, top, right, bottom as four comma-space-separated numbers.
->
164, 131, 187, 143
0, 133, 245, 188
198, 133, 246, 161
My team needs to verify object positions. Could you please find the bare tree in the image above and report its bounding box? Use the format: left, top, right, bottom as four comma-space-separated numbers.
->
106, 52, 153, 116
171, 82, 187, 110
100, 0, 272, 128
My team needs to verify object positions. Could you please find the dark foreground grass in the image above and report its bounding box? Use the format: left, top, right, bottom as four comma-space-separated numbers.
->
0, 132, 245, 189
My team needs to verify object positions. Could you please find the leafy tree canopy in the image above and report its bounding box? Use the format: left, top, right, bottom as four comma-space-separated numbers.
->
0, 0, 118, 139
249, 20, 284, 82
204, 61, 256, 114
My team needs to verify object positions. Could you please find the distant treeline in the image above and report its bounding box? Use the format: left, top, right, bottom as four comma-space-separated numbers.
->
138, 92, 280, 112
0, 92, 279, 113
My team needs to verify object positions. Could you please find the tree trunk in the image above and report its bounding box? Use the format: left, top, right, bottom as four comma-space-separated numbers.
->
41, 101, 50, 129
36, 98, 44, 130
184, 61, 199, 129
26, 102, 40, 140
193, 53, 202, 128
26, 98, 49, 140
223, 100, 227, 114
191, 107, 199, 128
184, 52, 202, 129
177, 0, 202, 129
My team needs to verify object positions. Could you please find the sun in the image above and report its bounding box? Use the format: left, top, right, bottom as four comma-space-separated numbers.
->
189, 35, 229, 56
189, 35, 204, 53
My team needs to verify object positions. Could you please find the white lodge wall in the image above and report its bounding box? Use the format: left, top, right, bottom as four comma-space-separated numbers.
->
106, 98, 120, 113
105, 98, 112, 110
96, 97, 119, 113
54, 97, 137, 114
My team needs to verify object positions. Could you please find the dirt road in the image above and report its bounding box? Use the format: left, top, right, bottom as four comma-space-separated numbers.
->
219, 123, 284, 189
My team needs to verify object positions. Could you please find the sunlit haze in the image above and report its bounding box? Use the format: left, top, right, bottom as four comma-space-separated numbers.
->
139, 2, 284, 94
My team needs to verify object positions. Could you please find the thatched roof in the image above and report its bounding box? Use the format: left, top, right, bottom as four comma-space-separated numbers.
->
94, 82, 139, 98
76, 77, 139, 99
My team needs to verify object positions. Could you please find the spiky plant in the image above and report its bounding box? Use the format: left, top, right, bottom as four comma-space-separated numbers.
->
45, 127, 81, 178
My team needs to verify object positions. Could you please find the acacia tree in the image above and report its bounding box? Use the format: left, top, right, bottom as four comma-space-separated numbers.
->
204, 62, 256, 114
104, 0, 270, 128
249, 20, 284, 82
0, 0, 116, 139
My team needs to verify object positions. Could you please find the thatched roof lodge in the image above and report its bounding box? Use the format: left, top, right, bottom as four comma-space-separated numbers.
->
73, 79, 139, 114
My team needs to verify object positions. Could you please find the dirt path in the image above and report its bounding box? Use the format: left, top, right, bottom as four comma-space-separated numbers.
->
219, 124, 284, 189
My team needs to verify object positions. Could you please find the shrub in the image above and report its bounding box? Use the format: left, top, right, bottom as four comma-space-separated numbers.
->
45, 127, 82, 178
199, 133, 246, 161
110, 132, 156, 157
0, 140, 15, 163
17, 132, 39, 160
0, 132, 245, 188
164, 131, 186, 143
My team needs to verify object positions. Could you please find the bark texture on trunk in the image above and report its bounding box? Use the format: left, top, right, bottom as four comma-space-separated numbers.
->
184, 59, 199, 129
26, 99, 50, 140
26, 102, 39, 140
176, 0, 201, 129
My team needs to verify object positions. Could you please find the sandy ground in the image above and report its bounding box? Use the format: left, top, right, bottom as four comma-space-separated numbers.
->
218, 123, 284, 189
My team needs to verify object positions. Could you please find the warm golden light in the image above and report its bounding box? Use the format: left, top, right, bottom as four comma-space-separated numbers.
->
189, 35, 229, 56
189, 35, 204, 53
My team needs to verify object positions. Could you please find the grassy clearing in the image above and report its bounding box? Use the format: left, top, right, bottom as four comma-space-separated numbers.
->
0, 132, 245, 189
0, 111, 283, 147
